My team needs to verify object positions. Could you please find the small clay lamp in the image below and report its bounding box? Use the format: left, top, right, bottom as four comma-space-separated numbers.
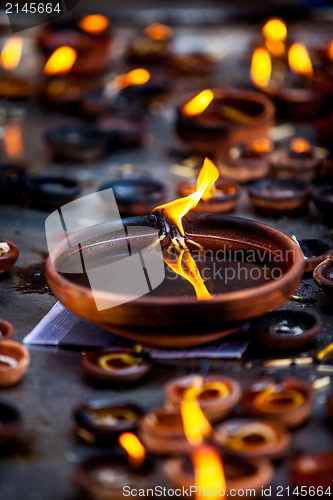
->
300, 239, 332, 273
249, 178, 312, 216
217, 138, 274, 184
213, 418, 291, 460
96, 115, 149, 149
0, 38, 34, 101
177, 178, 241, 214
99, 178, 166, 217
24, 173, 80, 210
45, 125, 109, 162
165, 374, 242, 423
327, 391, 333, 421
313, 257, 333, 296
242, 377, 315, 428
252, 310, 321, 351
73, 400, 144, 445
126, 23, 174, 64
313, 185, 333, 227
165, 450, 274, 497
0, 400, 22, 446
291, 452, 333, 489
166, 52, 217, 77
0, 319, 14, 340
176, 88, 275, 156
0, 163, 26, 204
81, 346, 152, 383
0, 239, 19, 273
39, 76, 93, 110
269, 138, 322, 181
0, 339, 30, 387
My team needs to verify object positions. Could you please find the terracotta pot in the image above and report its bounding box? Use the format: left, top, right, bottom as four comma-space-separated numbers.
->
291, 452, 333, 489
0, 76, 35, 101
0, 319, 14, 340
0, 340, 30, 387
165, 373, 242, 422
269, 87, 324, 121
313, 258, 333, 295
300, 239, 332, 273
269, 148, 322, 182
0, 239, 19, 274
0, 400, 22, 446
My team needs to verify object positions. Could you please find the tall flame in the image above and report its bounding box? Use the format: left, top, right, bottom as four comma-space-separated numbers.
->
288, 43, 313, 77
113, 68, 150, 89
78, 15, 109, 34
143, 23, 173, 41
119, 432, 146, 469
165, 250, 211, 300
0, 37, 22, 71
192, 447, 226, 499
250, 48, 272, 88
180, 385, 212, 446
262, 19, 287, 41
183, 90, 214, 116
44, 46, 77, 75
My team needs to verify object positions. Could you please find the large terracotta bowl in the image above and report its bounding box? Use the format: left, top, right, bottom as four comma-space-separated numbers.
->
45, 213, 304, 348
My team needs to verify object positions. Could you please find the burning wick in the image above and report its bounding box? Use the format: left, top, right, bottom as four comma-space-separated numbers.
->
104, 68, 150, 101
78, 15, 109, 34
1, 37, 23, 71
183, 90, 214, 116
288, 43, 313, 77
44, 46, 77, 75
250, 48, 272, 89
119, 432, 146, 469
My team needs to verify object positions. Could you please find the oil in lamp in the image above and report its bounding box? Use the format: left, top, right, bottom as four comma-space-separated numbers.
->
313, 185, 333, 227
81, 346, 152, 383
72, 433, 157, 500
176, 88, 275, 156
0, 38, 34, 101
291, 452, 333, 489
299, 239, 332, 273
73, 400, 144, 445
165, 373, 242, 422
252, 310, 321, 351
217, 138, 274, 184
242, 376, 315, 428
0, 319, 14, 340
213, 418, 291, 460
0, 400, 22, 446
0, 238, 19, 273
313, 256, 333, 296
126, 23, 174, 64
0, 339, 30, 387
269, 138, 322, 181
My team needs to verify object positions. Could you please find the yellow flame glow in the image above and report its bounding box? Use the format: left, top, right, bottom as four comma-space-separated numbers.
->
4, 123, 23, 157
288, 43, 313, 77
250, 48, 272, 88
143, 23, 173, 41
113, 68, 150, 89
328, 40, 333, 61
290, 137, 311, 154
44, 46, 77, 75
192, 447, 226, 499
183, 90, 214, 116
0, 37, 22, 71
78, 15, 109, 34
119, 432, 146, 468
180, 397, 212, 446
262, 19, 287, 41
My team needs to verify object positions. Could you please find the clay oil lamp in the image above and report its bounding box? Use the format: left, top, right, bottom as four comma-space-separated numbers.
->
0, 319, 14, 340
252, 310, 321, 351
126, 23, 174, 64
0, 239, 19, 273
0, 163, 26, 205
217, 138, 274, 184
99, 178, 166, 217
45, 157, 304, 348
0, 400, 22, 446
242, 377, 315, 428
165, 373, 242, 423
327, 391, 333, 421
0, 339, 30, 387
291, 452, 333, 489
73, 433, 157, 500
269, 138, 322, 181
81, 346, 152, 383
166, 52, 217, 78
0, 37, 34, 101
249, 178, 312, 216
73, 400, 144, 445
213, 418, 291, 460
24, 173, 80, 210
176, 88, 275, 156
299, 239, 332, 273
96, 115, 149, 149
313, 185, 333, 227
313, 257, 333, 296
177, 173, 241, 214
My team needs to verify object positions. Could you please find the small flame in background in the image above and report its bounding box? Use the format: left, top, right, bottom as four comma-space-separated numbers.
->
262, 18, 287, 42
3, 123, 23, 158
288, 43, 313, 77
290, 137, 311, 154
328, 40, 333, 60
252, 138, 274, 155
250, 48, 272, 88
143, 23, 174, 41
78, 14, 109, 34
113, 68, 151, 89
119, 432, 146, 469
183, 89, 214, 116
0, 37, 22, 71
44, 46, 77, 75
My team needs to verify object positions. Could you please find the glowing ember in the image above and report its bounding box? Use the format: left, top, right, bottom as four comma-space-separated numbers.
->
119, 432, 146, 468
0, 37, 22, 71
252, 138, 274, 155
143, 23, 173, 41
183, 90, 214, 116
113, 68, 150, 89
262, 19, 287, 41
328, 41, 333, 61
78, 15, 109, 34
250, 48, 272, 88
288, 43, 313, 77
44, 46, 77, 75
192, 447, 226, 499
290, 137, 311, 154
3, 123, 23, 158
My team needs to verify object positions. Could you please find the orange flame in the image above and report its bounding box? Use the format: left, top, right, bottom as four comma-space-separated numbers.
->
0, 37, 22, 71
262, 19, 287, 41
180, 388, 212, 446
155, 157, 219, 236
252, 138, 274, 154
250, 48, 272, 88
165, 250, 211, 300
4, 123, 23, 157
290, 137, 311, 154
328, 40, 333, 61
44, 46, 77, 75
113, 68, 150, 89
143, 23, 173, 41
119, 432, 146, 468
78, 15, 109, 34
192, 447, 226, 499
183, 90, 214, 116
288, 43, 313, 77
